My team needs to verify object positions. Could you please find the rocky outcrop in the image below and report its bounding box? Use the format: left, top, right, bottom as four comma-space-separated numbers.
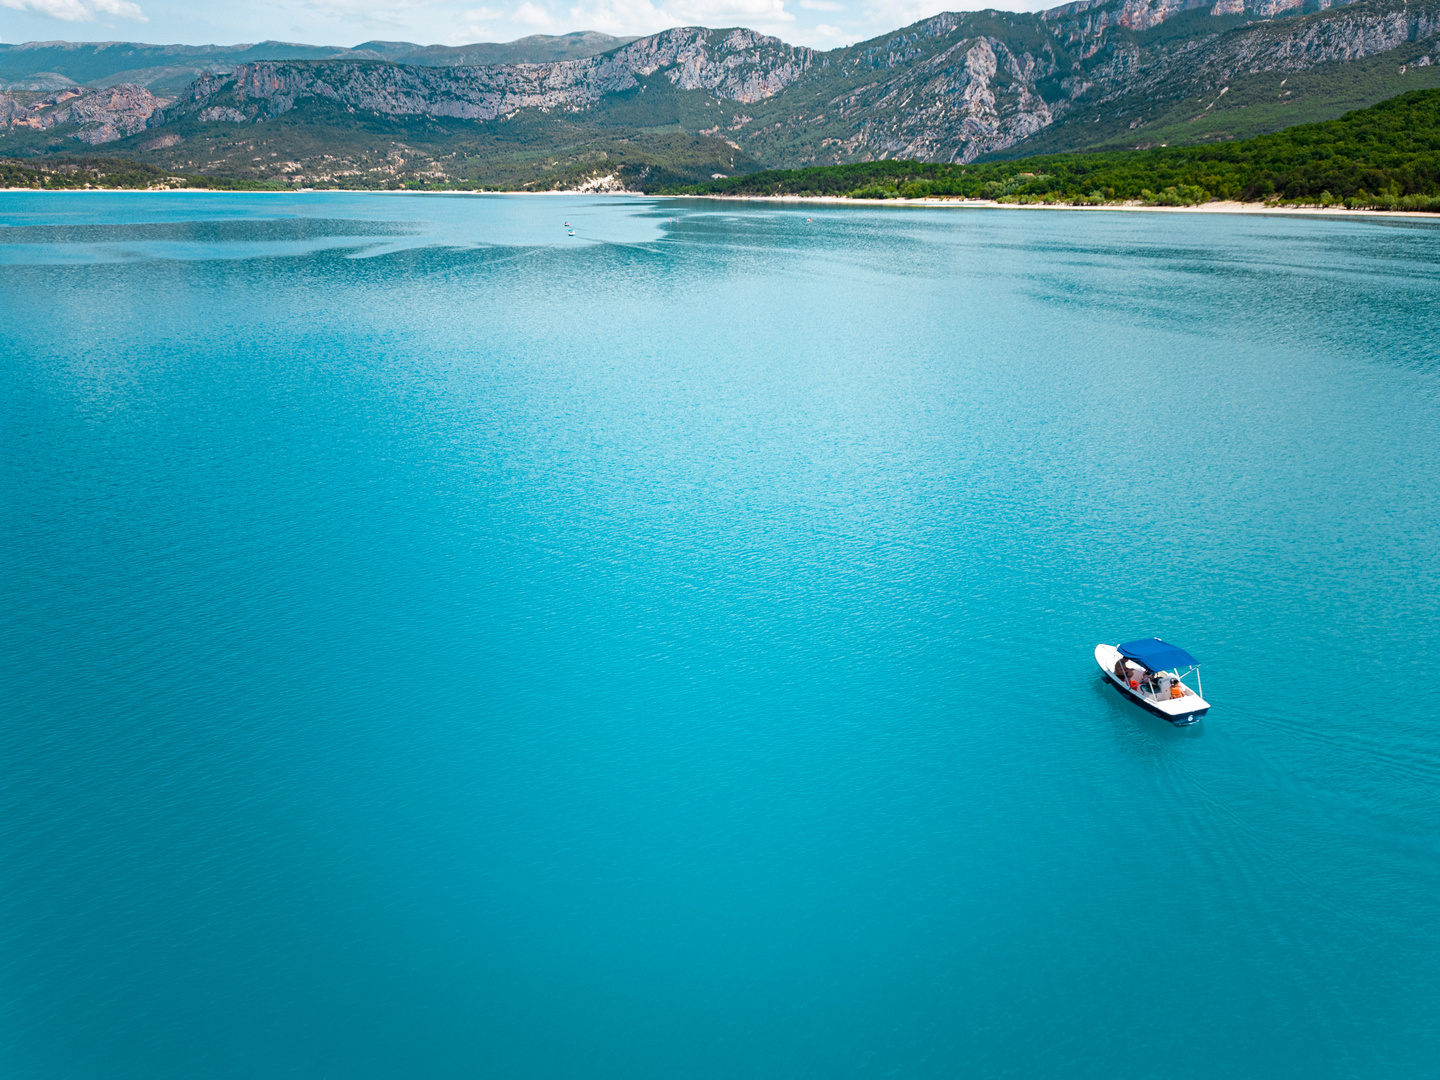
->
1044, 0, 1219, 36
1043, 0, 1352, 40
801, 35, 1059, 163
0, 83, 168, 144
1195, 2, 1440, 73
0, 94, 26, 125
63, 85, 170, 144
1063, 0, 1440, 106
618, 27, 815, 101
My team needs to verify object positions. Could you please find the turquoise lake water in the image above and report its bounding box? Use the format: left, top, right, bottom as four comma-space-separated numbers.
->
3, 193, 1439, 1078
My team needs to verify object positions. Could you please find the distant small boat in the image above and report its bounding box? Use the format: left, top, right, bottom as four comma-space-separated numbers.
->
564, 221, 570, 226
568, 229, 575, 236
1095, 638, 1209, 726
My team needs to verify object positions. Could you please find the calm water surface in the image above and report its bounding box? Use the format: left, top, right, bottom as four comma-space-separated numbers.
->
2, 193, 1439, 1079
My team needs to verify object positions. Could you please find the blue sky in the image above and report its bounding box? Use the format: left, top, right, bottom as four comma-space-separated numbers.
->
0, 0, 1055, 51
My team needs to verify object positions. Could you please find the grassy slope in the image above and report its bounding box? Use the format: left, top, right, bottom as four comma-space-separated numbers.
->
660, 87, 1440, 210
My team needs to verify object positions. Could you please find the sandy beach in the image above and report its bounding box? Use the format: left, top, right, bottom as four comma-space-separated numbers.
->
661, 193, 1440, 220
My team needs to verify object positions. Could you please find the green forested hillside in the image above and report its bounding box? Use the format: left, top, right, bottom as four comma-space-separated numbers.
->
79, 94, 760, 191
10, 88, 1435, 205
0, 157, 281, 190
662, 89, 1440, 210
999, 50, 1440, 160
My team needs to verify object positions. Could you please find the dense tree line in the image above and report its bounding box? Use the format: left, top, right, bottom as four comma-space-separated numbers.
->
659, 89, 1440, 211
0, 158, 281, 190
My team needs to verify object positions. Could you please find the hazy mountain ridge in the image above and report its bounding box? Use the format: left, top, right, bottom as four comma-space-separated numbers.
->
0, 33, 637, 93
347, 33, 640, 67
2, 1, 1438, 186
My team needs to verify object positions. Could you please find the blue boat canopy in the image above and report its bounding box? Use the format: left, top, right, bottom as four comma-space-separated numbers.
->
1118, 638, 1198, 671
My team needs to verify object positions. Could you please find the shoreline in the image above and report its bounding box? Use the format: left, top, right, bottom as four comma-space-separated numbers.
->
1, 186, 1436, 219
658, 193, 1440, 220
0, 186, 646, 196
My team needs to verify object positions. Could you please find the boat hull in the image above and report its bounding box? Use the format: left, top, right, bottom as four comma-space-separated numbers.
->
1094, 643, 1209, 726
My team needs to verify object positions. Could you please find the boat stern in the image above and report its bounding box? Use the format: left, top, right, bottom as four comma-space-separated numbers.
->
1152, 692, 1210, 726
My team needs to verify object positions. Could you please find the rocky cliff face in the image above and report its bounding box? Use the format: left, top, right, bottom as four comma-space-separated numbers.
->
744, 0, 1440, 163
773, 29, 1061, 163
1187, 1, 1440, 76
1074, 0, 1440, 103
0, 83, 168, 144
158, 26, 814, 126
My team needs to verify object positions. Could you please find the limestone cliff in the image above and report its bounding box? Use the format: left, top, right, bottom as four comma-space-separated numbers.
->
155, 27, 815, 127
0, 83, 169, 144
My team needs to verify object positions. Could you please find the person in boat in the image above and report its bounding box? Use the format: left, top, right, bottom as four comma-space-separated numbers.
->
1115, 657, 1148, 691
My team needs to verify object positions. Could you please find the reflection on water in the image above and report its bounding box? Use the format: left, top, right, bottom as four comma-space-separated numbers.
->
0, 192, 668, 263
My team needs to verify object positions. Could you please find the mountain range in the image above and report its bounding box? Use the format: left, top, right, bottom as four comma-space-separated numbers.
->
2, 0, 1438, 190
0, 33, 638, 94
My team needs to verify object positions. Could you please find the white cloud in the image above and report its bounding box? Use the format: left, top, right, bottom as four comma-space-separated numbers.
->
0, 0, 1060, 52
452, 6, 501, 43
564, 0, 665, 35
808, 20, 850, 40
0, 0, 145, 21
669, 0, 792, 22
90, 0, 144, 15
861, 0, 1047, 27
289, 0, 436, 32
565, 0, 792, 37
511, 0, 555, 26
859, 0, 942, 28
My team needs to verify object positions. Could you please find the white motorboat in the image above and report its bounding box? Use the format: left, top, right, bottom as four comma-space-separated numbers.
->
1095, 638, 1209, 726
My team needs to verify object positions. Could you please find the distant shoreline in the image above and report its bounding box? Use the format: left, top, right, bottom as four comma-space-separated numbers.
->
3, 186, 1437, 220
659, 194, 1440, 220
